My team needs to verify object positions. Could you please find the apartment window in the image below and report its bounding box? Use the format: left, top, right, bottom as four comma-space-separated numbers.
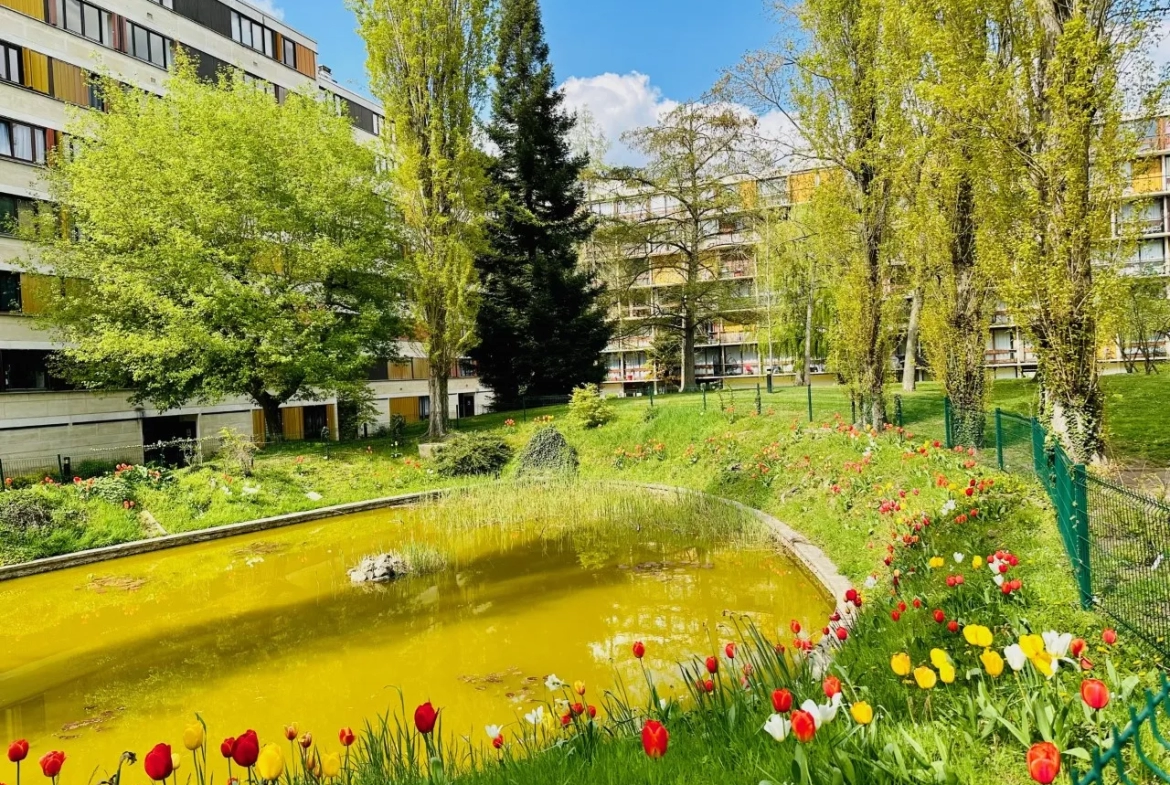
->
366, 360, 389, 381
58, 0, 112, 46
126, 21, 173, 69
0, 194, 35, 236
372, 113, 384, 136
0, 272, 20, 313
1, 350, 70, 392
0, 119, 47, 165
231, 11, 274, 57
418, 396, 431, 418
282, 38, 296, 68
0, 42, 21, 85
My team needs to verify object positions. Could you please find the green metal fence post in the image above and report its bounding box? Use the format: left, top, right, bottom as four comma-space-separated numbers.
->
57, 454, 64, 483
807, 383, 813, 423
995, 409, 1005, 471
755, 384, 762, 416
1072, 463, 1093, 610
894, 394, 903, 429
1030, 418, 1046, 478
702, 384, 707, 411
0, 458, 4, 484
850, 396, 857, 424
767, 373, 773, 394
943, 398, 953, 448
649, 385, 655, 407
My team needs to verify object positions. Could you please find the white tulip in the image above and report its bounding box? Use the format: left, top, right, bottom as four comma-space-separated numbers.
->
524, 707, 544, 726
1004, 644, 1027, 672
954, 553, 965, 563
762, 714, 791, 742
485, 725, 503, 739
1043, 631, 1072, 658
545, 674, 565, 691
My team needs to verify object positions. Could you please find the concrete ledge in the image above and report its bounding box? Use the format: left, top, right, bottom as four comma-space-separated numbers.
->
0, 490, 449, 582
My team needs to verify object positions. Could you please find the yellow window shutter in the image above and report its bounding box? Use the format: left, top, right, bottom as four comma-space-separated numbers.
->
326, 404, 337, 440
22, 50, 50, 93
51, 59, 88, 105
282, 406, 304, 440
19, 273, 57, 315
0, 0, 46, 21
251, 410, 267, 446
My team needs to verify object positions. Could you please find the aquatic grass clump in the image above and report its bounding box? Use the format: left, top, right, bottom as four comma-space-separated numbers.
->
399, 542, 449, 575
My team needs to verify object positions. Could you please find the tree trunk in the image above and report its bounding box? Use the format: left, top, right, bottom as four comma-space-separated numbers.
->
1117, 338, 1135, 374
801, 290, 814, 386
902, 288, 922, 392
944, 163, 986, 447
256, 392, 285, 443
681, 314, 697, 393
427, 367, 449, 441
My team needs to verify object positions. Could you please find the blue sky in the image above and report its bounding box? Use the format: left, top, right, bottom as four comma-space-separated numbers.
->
250, 0, 778, 162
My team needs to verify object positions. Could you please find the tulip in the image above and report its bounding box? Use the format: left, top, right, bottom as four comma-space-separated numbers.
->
220, 738, 235, 759
492, 733, 504, 749
182, 723, 204, 752
1042, 631, 1072, 658
338, 728, 355, 747
981, 649, 1005, 677
632, 641, 645, 659
763, 713, 791, 741
283, 724, 299, 741
963, 625, 994, 648
835, 627, 848, 641
587, 704, 597, 719
823, 675, 841, 699
321, 753, 342, 779
1071, 638, 1086, 658
891, 652, 912, 677
255, 745, 284, 782
705, 656, 718, 674
1081, 678, 1110, 710
299, 733, 312, 750
1103, 629, 1118, 646
771, 688, 793, 713
724, 642, 736, 659
702, 678, 715, 693
933, 609, 946, 624
641, 720, 669, 758
790, 620, 801, 634
573, 680, 586, 696
38, 752, 64, 780
8, 740, 29, 763
790, 710, 816, 743
850, 701, 874, 725
231, 731, 260, 768
938, 662, 956, 684
913, 666, 937, 689
1027, 741, 1061, 784
171, 753, 181, 773
144, 745, 174, 782
414, 702, 438, 735
930, 649, 950, 670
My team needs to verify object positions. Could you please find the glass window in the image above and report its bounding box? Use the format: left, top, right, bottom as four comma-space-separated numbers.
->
149, 31, 165, 67
0, 271, 20, 313
0, 123, 10, 159
12, 124, 32, 162
65, 0, 82, 34
133, 25, 149, 61
283, 38, 296, 67
82, 3, 99, 41
231, 12, 241, 43
262, 28, 273, 57
1, 350, 63, 392
418, 396, 431, 418
0, 43, 19, 84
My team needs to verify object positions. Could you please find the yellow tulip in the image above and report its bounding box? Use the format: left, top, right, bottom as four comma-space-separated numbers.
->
573, 680, 586, 696
980, 649, 1004, 677
929, 556, 944, 569
183, 723, 204, 752
972, 555, 983, 569
306, 752, 321, 778
1019, 634, 1045, 658
938, 662, 956, 684
963, 625, 993, 648
321, 752, 342, 780
913, 666, 937, 689
929, 648, 950, 670
171, 753, 181, 771
891, 652, 912, 677
256, 744, 285, 782
850, 701, 874, 725
1031, 651, 1056, 678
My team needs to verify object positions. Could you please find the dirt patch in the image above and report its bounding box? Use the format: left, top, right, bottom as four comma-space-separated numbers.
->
85, 575, 147, 593
60, 709, 119, 733
232, 541, 286, 557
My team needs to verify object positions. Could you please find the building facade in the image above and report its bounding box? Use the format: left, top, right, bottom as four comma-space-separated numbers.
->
0, 0, 490, 465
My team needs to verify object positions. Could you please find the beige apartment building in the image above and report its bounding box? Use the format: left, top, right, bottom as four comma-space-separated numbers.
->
0, 0, 489, 468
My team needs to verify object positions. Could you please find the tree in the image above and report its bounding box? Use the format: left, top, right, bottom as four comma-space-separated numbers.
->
471, 0, 611, 407
1103, 276, 1170, 374
353, 0, 494, 440
648, 331, 682, 391
982, 0, 1164, 462
728, 0, 916, 426
595, 102, 767, 392
26, 58, 403, 438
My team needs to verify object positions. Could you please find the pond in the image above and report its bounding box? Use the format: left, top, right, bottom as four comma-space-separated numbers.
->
0, 485, 832, 775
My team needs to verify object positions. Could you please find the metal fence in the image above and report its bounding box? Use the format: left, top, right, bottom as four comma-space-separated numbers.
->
945, 403, 1170, 659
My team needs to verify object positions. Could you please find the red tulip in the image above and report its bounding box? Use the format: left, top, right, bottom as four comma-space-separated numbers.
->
414, 702, 438, 735
835, 627, 848, 641
559, 713, 571, 728
933, 609, 946, 623
491, 734, 504, 749
231, 730, 260, 768
632, 641, 645, 659
845, 588, 859, 604
587, 704, 597, 719
791, 710, 816, 743
724, 642, 736, 659
144, 744, 174, 782
220, 738, 235, 759
705, 656, 718, 674
1026, 742, 1060, 784
891, 610, 902, 621
571, 703, 584, 716
947, 621, 959, 634
338, 728, 355, 747
823, 675, 842, 699
702, 678, 715, 693
8, 740, 29, 763
38, 751, 65, 779
1081, 679, 1110, 710
283, 725, 298, 741
1070, 638, 1086, 658
299, 733, 313, 749
790, 620, 801, 634
771, 688, 793, 713
641, 720, 669, 758
1102, 629, 1118, 646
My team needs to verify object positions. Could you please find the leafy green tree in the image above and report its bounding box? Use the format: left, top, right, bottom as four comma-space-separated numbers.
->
26, 58, 403, 437
472, 0, 611, 406
353, 0, 495, 440
595, 102, 766, 392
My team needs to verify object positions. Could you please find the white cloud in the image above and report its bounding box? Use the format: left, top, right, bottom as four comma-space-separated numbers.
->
559, 72, 678, 165
242, 0, 285, 20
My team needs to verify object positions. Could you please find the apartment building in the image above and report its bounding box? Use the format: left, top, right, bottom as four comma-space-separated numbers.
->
0, 0, 490, 465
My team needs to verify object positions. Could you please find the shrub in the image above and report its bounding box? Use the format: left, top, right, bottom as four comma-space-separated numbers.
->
218, 427, 258, 477
569, 384, 615, 428
73, 459, 121, 479
432, 432, 513, 477
516, 426, 579, 476
0, 489, 60, 531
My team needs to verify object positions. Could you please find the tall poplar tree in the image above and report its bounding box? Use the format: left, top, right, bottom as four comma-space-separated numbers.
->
352, 0, 494, 439
472, 0, 610, 406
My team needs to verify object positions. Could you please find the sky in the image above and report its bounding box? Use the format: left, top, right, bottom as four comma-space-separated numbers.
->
243, 0, 780, 163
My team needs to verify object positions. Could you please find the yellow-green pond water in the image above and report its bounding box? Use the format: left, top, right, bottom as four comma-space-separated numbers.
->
0, 490, 830, 776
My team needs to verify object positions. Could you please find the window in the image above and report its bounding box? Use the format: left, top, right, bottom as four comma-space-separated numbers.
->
418, 396, 431, 418
0, 272, 20, 313
146, 0, 174, 8
127, 21, 172, 69
0, 119, 48, 164
231, 11, 274, 57
57, 0, 111, 45
367, 360, 389, 381
283, 38, 296, 68
0, 194, 35, 237
0, 42, 21, 85
1, 350, 71, 392
372, 113, 384, 137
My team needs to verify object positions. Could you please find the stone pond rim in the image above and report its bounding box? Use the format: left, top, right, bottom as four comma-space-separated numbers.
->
0, 483, 854, 620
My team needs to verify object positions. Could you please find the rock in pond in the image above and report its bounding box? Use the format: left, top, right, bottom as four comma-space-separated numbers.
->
348, 553, 410, 584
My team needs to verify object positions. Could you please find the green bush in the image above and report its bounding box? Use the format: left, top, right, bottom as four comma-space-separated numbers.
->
432, 433, 513, 477
516, 426, 579, 476
568, 384, 615, 428
73, 459, 121, 479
